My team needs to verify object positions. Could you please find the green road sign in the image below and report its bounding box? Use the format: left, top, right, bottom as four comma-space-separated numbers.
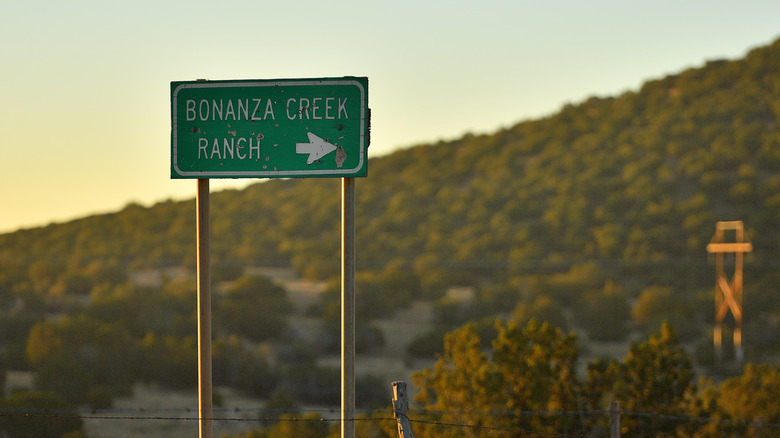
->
171, 77, 368, 178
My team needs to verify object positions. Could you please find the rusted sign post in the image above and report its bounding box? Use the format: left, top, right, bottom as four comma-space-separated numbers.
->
171, 77, 368, 438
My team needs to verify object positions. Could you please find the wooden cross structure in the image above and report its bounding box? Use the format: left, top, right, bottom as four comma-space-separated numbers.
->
706, 221, 752, 362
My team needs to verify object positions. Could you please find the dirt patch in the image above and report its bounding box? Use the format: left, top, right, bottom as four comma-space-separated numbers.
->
373, 301, 433, 358
248, 267, 328, 311
5, 371, 34, 395
129, 267, 190, 289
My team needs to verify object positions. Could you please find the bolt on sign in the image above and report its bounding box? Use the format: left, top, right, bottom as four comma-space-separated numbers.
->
171, 77, 369, 178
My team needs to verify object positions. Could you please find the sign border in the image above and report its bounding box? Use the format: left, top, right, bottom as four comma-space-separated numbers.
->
171, 77, 368, 179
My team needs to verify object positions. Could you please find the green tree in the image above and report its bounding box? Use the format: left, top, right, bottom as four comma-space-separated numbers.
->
543, 263, 606, 304
611, 323, 696, 437
215, 275, 292, 342
135, 333, 197, 390
581, 357, 620, 434
512, 295, 568, 332
413, 323, 502, 437
632, 285, 676, 327
83, 259, 127, 286
52, 271, 93, 296
405, 326, 448, 361
317, 283, 387, 355
574, 281, 630, 341
27, 260, 63, 294
26, 316, 134, 406
491, 320, 581, 433
413, 320, 583, 437
33, 357, 91, 406
213, 336, 276, 397
632, 285, 699, 340
26, 320, 63, 368
718, 364, 780, 436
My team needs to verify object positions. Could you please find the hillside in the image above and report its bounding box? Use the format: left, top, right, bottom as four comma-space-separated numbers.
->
2, 39, 780, 355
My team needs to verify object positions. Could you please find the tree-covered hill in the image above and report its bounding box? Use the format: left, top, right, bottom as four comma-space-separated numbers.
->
2, 38, 780, 344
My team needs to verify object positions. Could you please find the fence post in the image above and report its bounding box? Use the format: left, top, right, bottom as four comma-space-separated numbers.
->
610, 400, 622, 438
392, 381, 415, 438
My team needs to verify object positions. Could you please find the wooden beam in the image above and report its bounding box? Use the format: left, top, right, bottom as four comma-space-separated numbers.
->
706, 243, 753, 253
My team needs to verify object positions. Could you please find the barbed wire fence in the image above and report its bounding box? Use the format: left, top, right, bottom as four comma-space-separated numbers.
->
0, 403, 778, 437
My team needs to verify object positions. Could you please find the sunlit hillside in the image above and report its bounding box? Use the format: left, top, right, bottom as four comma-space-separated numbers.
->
1, 37, 780, 437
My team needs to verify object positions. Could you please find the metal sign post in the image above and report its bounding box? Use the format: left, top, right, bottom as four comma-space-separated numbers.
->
196, 179, 212, 438
342, 177, 356, 438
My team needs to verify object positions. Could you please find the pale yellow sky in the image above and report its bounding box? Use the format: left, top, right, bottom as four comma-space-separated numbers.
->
1, 0, 779, 232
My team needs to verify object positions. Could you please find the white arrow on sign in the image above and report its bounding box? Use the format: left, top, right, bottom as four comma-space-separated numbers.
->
296, 132, 338, 164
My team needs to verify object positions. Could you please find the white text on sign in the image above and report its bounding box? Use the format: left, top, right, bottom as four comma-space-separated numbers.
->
184, 97, 350, 122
